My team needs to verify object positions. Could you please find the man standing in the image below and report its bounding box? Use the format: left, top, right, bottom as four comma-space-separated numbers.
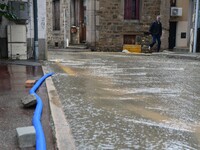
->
149, 16, 162, 52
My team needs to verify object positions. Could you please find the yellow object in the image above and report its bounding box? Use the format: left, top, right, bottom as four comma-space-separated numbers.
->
123, 44, 141, 53
56, 62, 76, 76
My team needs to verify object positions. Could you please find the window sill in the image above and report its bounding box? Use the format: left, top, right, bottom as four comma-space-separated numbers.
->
53, 30, 61, 35
123, 20, 140, 23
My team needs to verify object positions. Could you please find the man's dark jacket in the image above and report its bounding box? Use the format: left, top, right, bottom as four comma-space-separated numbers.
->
149, 21, 162, 36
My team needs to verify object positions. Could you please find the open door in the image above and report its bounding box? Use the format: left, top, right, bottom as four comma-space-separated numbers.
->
72, 0, 86, 44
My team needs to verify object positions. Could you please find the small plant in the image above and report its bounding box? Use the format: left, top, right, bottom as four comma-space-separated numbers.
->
0, 3, 17, 20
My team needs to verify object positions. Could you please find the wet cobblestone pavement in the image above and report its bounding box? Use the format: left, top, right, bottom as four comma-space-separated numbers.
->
45, 51, 200, 149
0, 63, 55, 150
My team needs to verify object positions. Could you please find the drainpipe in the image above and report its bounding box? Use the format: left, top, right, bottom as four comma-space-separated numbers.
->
94, 0, 96, 50
193, 0, 199, 53
33, 0, 38, 60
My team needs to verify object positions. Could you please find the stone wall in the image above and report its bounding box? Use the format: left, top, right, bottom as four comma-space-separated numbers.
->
46, 0, 70, 48
95, 0, 162, 51
46, 0, 169, 51
160, 0, 170, 50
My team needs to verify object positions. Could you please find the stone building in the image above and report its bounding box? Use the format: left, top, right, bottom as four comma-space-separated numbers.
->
46, 0, 170, 51
0, 0, 198, 60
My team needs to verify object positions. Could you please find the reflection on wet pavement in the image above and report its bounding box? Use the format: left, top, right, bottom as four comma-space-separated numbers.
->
46, 52, 200, 149
0, 64, 54, 150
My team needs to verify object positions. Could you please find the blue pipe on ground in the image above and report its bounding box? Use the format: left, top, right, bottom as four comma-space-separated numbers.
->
30, 72, 54, 150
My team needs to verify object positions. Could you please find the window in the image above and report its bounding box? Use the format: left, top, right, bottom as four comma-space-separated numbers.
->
53, 0, 60, 30
124, 0, 140, 20
20, 3, 25, 11
124, 35, 136, 44
170, 0, 176, 6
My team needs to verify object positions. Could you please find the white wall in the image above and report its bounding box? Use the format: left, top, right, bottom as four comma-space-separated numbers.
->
27, 0, 34, 39
38, 0, 46, 39
176, 21, 188, 47
27, 0, 46, 39
176, 0, 190, 48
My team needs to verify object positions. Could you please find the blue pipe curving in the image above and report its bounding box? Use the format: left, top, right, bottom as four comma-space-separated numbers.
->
30, 72, 54, 150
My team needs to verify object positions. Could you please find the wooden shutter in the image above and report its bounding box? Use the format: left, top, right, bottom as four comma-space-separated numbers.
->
124, 0, 132, 19
135, 0, 139, 19
124, 0, 140, 20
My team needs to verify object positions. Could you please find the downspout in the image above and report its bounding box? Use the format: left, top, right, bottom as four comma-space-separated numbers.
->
193, 0, 199, 53
33, 0, 38, 60
94, 0, 96, 50
27, 0, 33, 58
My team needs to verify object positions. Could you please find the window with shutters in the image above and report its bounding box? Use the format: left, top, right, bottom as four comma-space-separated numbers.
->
53, 0, 60, 30
124, 0, 140, 20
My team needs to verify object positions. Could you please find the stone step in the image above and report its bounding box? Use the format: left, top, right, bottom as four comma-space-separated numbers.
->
49, 44, 91, 52
67, 44, 87, 49
173, 47, 190, 53
49, 48, 91, 52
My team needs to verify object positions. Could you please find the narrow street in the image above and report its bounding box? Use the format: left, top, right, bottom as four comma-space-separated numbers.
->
45, 51, 200, 149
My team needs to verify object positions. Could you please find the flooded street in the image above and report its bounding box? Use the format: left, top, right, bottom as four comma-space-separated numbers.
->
45, 51, 200, 149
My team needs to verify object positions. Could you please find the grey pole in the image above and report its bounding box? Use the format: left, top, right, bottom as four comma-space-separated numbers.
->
33, 0, 38, 60
193, 0, 199, 53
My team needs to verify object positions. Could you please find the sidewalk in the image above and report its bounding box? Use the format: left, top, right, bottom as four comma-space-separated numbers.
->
0, 61, 55, 150
152, 50, 200, 61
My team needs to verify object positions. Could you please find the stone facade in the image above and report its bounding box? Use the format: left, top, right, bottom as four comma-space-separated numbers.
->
46, 0, 71, 48
96, 0, 162, 51
160, 0, 170, 49
46, 0, 170, 51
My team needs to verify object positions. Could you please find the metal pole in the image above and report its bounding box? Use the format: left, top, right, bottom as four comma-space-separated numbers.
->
33, 0, 38, 60
193, 0, 199, 53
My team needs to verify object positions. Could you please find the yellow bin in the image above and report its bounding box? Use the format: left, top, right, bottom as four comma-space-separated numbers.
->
123, 44, 141, 53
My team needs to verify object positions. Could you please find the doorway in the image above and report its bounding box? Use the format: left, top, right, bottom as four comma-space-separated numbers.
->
169, 22, 177, 49
71, 0, 86, 44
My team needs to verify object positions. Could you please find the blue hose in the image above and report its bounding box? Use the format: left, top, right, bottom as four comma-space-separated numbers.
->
30, 72, 54, 150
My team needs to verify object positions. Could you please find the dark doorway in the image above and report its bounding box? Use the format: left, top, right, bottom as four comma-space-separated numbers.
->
197, 28, 200, 52
169, 22, 177, 50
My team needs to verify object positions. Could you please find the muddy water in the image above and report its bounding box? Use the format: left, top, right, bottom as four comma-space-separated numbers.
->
47, 52, 200, 149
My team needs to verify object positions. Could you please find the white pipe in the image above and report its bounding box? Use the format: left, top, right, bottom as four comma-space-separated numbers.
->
193, 0, 199, 53
67, 38, 69, 47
